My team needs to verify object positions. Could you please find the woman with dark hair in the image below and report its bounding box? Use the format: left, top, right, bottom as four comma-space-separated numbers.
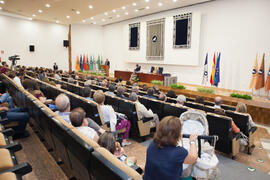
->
144, 116, 198, 180
166, 90, 177, 98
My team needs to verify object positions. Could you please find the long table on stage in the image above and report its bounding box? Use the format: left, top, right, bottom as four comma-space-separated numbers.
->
114, 70, 164, 83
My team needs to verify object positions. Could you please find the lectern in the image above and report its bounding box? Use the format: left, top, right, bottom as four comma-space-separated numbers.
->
101, 65, 109, 77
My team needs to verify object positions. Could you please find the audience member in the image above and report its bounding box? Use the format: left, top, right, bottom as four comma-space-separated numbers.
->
105, 84, 116, 96
55, 71, 61, 80
158, 92, 167, 102
130, 92, 159, 127
84, 76, 92, 87
131, 86, 139, 95
166, 90, 177, 98
93, 91, 131, 146
116, 86, 127, 99
82, 87, 93, 101
195, 96, 204, 104
55, 93, 105, 134
126, 81, 132, 86
142, 84, 148, 92
144, 88, 157, 100
176, 95, 186, 107
39, 70, 46, 81
0, 62, 9, 74
214, 108, 240, 134
214, 96, 222, 109
236, 102, 256, 128
8, 71, 23, 87
144, 116, 198, 180
153, 85, 160, 94
70, 107, 99, 142
98, 132, 137, 167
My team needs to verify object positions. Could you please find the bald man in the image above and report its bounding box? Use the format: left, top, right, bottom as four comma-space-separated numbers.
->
55, 93, 105, 134
214, 96, 222, 109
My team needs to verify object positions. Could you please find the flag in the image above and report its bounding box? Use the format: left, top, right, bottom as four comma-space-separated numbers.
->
202, 53, 208, 85
265, 66, 270, 91
214, 53, 221, 87
210, 53, 216, 86
255, 53, 265, 90
97, 55, 101, 70
90, 56, 93, 71
249, 54, 258, 89
75, 55, 80, 71
83, 54, 86, 70
86, 55, 89, 71
80, 54, 83, 71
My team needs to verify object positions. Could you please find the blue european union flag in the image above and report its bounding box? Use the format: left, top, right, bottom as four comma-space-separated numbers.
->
80, 54, 83, 71
214, 53, 221, 87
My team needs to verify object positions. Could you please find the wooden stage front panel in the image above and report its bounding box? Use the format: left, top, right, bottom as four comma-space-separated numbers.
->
115, 70, 164, 83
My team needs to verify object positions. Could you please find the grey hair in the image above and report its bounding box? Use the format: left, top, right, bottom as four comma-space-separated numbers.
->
129, 92, 137, 102
55, 93, 70, 112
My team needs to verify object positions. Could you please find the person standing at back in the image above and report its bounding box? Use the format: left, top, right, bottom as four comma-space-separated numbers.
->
144, 116, 198, 180
53, 63, 58, 71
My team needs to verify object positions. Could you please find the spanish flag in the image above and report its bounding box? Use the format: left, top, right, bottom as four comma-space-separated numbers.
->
265, 66, 270, 92
210, 52, 216, 86
249, 54, 258, 89
75, 55, 80, 71
255, 53, 265, 90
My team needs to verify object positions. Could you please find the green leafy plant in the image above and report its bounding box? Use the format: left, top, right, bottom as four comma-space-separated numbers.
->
170, 84, 186, 89
230, 93, 252, 100
197, 88, 214, 94
151, 80, 164, 85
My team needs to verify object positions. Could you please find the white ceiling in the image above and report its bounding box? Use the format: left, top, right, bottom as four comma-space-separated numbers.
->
0, 0, 213, 25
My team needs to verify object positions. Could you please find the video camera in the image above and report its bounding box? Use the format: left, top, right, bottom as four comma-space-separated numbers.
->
8, 55, 20, 70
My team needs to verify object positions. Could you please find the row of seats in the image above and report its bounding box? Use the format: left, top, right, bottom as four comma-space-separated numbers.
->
2, 74, 142, 180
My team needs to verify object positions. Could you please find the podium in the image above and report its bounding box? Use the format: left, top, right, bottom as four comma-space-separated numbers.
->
101, 65, 109, 77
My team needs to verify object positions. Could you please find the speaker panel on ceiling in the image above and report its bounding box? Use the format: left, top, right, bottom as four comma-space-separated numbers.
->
29, 45, 35, 52
63, 40, 69, 47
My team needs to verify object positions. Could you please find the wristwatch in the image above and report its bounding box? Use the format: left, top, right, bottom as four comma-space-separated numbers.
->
190, 141, 196, 145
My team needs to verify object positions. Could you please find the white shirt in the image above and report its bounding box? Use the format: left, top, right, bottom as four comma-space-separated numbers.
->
76, 126, 97, 140
13, 76, 23, 87
135, 101, 154, 119
55, 74, 61, 80
100, 105, 117, 131
214, 105, 221, 109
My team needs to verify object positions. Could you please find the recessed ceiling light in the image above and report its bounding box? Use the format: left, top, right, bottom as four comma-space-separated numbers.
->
56, 20, 59, 23
102, 19, 105, 22
45, 4, 50, 8
90, 17, 94, 20
76, 11, 80, 14
158, 2, 163, 6
146, 6, 150, 9
112, 9, 116, 13
38, 9, 43, 13
172, 0, 177, 2
82, 19, 86, 23
104, 12, 108, 15
116, 14, 120, 18
0, 1, 5, 4
28, 18, 32, 21
93, 21, 96, 24
132, 2, 137, 6
32, 14, 36, 17
145, 0, 150, 2
88, 5, 93, 9
66, 15, 70, 19
135, 9, 138, 12
125, 12, 129, 15
122, 6, 126, 10
0, 7, 2, 10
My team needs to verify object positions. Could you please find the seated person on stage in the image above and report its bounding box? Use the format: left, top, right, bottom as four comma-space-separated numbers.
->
236, 102, 256, 129
144, 88, 157, 100
144, 116, 198, 180
175, 95, 186, 107
214, 108, 240, 134
55, 93, 105, 134
166, 90, 177, 98
158, 92, 167, 102
130, 92, 159, 127
105, 84, 116, 96
116, 86, 127, 99
134, 64, 141, 72
214, 96, 222, 109
195, 96, 204, 104
82, 87, 93, 101
70, 107, 99, 142
98, 132, 138, 167
93, 91, 131, 146
0, 104, 30, 138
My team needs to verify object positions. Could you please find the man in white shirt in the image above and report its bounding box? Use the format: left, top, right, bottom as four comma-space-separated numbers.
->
214, 96, 222, 109
129, 92, 159, 127
70, 107, 99, 142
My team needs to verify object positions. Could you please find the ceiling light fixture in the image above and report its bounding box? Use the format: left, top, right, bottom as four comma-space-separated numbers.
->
145, 0, 150, 2
172, 0, 177, 2
116, 14, 120, 18
66, 15, 70, 19
38, 9, 43, 13
28, 18, 32, 21
104, 12, 108, 15
135, 9, 138, 12
32, 14, 36, 17
112, 9, 116, 13
56, 20, 59, 23
0, 7, 2, 10
158, 2, 163, 6
82, 19, 86, 23
102, 19, 105, 22
45, 4, 50, 8
88, 5, 93, 9
93, 22, 96, 24
132, 2, 137, 6
146, 6, 150, 9
122, 6, 126, 10
76, 11, 80, 14
0, 1, 4, 4
125, 12, 129, 15
90, 17, 94, 20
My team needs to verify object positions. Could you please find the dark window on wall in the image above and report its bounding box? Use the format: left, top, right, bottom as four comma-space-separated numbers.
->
129, 23, 140, 50
173, 13, 192, 48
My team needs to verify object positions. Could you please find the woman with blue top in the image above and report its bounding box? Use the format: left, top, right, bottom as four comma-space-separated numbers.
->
144, 116, 198, 180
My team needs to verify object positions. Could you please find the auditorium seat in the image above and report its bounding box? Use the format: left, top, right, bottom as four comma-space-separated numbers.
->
204, 105, 215, 113
163, 103, 188, 119
204, 100, 215, 106
221, 104, 236, 111
166, 97, 177, 104
91, 147, 141, 180
206, 113, 240, 158
184, 101, 204, 111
